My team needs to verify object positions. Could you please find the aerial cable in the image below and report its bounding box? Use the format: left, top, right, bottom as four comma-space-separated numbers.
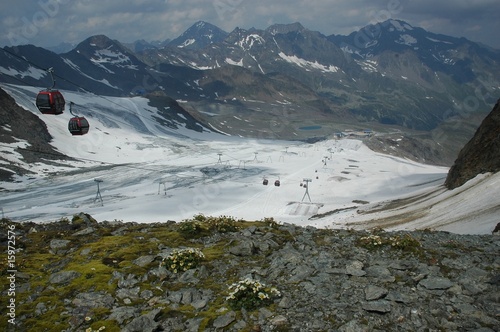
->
0, 74, 148, 131
0, 47, 166, 127
46, 67, 56, 90
1, 76, 173, 139
1, 47, 223, 143
0, 49, 243, 171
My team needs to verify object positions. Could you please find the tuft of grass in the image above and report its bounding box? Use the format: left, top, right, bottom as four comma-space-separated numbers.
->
356, 234, 384, 250
388, 233, 421, 252
178, 214, 241, 238
356, 232, 423, 257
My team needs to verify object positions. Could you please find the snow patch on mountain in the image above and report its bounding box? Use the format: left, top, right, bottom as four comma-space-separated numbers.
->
426, 37, 453, 44
0, 66, 46, 80
62, 58, 82, 72
432, 53, 456, 65
397, 34, 417, 46
278, 52, 339, 73
340, 45, 359, 56
91, 48, 138, 70
389, 19, 413, 32
178, 39, 196, 48
357, 59, 378, 73
225, 58, 244, 66
365, 40, 378, 48
237, 34, 265, 51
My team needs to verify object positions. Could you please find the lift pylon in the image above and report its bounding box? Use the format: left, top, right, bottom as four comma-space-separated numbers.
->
94, 179, 103, 205
301, 178, 312, 202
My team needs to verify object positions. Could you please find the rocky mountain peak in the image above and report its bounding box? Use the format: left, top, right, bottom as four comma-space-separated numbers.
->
266, 22, 306, 35
385, 19, 414, 32
80, 34, 117, 49
445, 99, 500, 189
169, 20, 228, 50
70, 34, 129, 60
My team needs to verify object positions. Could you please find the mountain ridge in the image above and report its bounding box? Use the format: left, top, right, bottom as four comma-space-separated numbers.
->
125, 19, 500, 133
1, 20, 498, 157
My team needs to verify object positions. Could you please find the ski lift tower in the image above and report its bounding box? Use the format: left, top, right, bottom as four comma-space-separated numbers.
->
301, 178, 312, 202
217, 153, 223, 165
94, 179, 103, 206
323, 156, 329, 168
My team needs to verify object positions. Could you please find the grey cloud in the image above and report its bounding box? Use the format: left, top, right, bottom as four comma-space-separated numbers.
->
1, 0, 498, 48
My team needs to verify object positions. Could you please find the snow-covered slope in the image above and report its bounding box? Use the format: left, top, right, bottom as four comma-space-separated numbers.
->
0, 85, 498, 234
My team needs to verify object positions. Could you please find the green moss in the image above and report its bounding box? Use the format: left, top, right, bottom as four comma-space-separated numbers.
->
201, 240, 230, 260
22, 303, 71, 331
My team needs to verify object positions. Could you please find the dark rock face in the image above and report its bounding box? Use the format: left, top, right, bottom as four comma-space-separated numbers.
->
0, 88, 52, 145
0, 88, 68, 181
445, 99, 500, 189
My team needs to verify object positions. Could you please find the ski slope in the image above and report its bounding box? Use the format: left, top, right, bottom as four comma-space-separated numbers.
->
1, 85, 498, 234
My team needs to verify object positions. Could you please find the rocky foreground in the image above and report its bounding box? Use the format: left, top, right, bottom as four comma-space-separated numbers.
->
1, 213, 499, 332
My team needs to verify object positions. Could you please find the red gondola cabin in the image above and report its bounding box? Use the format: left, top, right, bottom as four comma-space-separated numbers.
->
36, 90, 65, 114
68, 116, 90, 135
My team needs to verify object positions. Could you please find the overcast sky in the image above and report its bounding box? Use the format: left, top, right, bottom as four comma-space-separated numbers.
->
1, 0, 499, 49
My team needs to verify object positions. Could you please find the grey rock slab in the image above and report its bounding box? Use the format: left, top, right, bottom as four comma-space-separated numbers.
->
362, 300, 392, 313
364, 285, 388, 301
50, 239, 70, 250
132, 255, 155, 267
212, 311, 236, 328
419, 277, 454, 290
49, 271, 80, 284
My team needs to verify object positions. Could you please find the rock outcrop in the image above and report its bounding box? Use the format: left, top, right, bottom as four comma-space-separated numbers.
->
445, 99, 500, 189
1, 214, 498, 331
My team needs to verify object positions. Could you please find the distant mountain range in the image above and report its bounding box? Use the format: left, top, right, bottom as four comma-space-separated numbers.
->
1, 19, 499, 144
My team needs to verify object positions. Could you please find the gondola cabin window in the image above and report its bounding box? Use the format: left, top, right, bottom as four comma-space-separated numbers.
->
36, 90, 65, 114
68, 117, 90, 135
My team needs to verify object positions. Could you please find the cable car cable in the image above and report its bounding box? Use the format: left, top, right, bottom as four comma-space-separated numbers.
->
1, 47, 162, 123
1, 48, 259, 175
1, 47, 231, 144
